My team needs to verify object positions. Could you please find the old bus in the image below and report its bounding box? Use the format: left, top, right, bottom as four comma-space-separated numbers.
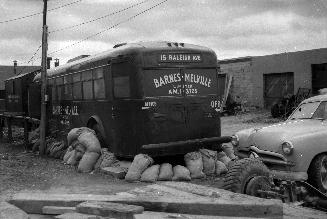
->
33, 41, 229, 157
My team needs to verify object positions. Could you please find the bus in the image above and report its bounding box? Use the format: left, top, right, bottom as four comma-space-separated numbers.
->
32, 41, 230, 157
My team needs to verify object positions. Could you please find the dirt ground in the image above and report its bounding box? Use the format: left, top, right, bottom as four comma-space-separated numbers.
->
0, 109, 283, 202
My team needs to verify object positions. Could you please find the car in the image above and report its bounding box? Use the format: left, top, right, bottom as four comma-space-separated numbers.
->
229, 93, 327, 194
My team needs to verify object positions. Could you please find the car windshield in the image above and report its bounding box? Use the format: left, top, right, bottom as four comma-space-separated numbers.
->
289, 101, 327, 120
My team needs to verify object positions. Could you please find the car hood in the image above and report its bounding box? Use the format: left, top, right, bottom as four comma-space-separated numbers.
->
242, 119, 327, 152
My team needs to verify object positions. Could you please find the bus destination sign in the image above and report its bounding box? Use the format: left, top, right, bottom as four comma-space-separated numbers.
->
159, 53, 202, 63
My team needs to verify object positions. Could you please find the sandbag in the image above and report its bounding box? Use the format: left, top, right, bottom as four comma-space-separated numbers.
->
140, 165, 160, 182
45, 138, 56, 155
100, 150, 117, 168
66, 149, 78, 166
50, 141, 66, 157
184, 152, 205, 179
77, 151, 100, 173
63, 146, 74, 162
172, 165, 191, 181
222, 144, 237, 160
215, 160, 228, 176
217, 151, 231, 166
199, 149, 217, 175
77, 131, 101, 154
158, 163, 173, 181
94, 154, 104, 170
125, 154, 154, 182
67, 127, 95, 146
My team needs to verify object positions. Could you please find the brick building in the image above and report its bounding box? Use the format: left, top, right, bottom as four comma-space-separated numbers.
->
219, 48, 327, 108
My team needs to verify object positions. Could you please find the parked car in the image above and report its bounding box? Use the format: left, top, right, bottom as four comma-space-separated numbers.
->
229, 93, 327, 193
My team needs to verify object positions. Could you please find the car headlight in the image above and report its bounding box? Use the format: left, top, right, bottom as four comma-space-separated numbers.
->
282, 141, 294, 155
231, 135, 239, 146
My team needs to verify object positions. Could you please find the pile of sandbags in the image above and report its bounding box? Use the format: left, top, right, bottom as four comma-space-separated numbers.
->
94, 148, 117, 170
46, 139, 67, 159
125, 154, 192, 183
123, 145, 237, 183
63, 127, 102, 173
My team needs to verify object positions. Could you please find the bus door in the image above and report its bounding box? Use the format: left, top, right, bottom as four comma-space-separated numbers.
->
142, 68, 188, 144
183, 68, 221, 139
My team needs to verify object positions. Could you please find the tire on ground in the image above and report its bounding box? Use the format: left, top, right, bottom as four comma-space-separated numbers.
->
222, 158, 270, 194
308, 153, 327, 193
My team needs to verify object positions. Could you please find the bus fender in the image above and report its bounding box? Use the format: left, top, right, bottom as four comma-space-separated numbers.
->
87, 115, 106, 140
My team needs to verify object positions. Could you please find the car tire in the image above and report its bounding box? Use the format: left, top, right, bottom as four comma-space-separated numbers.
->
308, 154, 327, 193
222, 158, 270, 195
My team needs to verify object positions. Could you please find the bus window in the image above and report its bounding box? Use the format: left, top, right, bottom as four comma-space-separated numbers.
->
56, 77, 64, 101
93, 67, 105, 99
82, 70, 92, 81
114, 76, 130, 98
82, 70, 93, 100
184, 69, 217, 96
73, 73, 80, 82
73, 82, 82, 100
112, 62, 131, 98
93, 68, 103, 79
72, 73, 82, 100
83, 80, 93, 99
64, 75, 72, 100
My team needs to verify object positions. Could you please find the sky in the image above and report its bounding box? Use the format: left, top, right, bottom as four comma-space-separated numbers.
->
0, 0, 326, 66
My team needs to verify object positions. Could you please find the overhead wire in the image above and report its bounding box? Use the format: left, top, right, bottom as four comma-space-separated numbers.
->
50, 0, 152, 33
48, 0, 169, 56
0, 0, 83, 24
17, 44, 43, 75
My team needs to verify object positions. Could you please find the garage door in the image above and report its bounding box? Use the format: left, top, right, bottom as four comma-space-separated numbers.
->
264, 72, 294, 108
312, 63, 327, 95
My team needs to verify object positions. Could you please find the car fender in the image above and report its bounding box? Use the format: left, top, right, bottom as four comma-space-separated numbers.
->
287, 130, 327, 172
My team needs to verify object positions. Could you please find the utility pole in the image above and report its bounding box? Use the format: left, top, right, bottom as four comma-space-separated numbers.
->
39, 0, 48, 155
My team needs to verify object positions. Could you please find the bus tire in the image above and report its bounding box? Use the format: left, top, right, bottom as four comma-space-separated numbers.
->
222, 158, 270, 195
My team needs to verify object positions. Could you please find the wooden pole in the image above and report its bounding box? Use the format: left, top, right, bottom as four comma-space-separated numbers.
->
39, 0, 48, 155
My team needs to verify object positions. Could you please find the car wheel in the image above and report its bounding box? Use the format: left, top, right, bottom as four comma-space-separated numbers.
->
308, 154, 327, 193
222, 158, 270, 195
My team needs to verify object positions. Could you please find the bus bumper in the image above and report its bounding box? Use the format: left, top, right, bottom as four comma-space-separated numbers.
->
141, 136, 231, 156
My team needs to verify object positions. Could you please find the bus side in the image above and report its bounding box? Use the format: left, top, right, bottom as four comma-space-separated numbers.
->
48, 59, 114, 146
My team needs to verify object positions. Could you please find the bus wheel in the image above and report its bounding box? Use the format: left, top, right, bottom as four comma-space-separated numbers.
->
222, 158, 270, 196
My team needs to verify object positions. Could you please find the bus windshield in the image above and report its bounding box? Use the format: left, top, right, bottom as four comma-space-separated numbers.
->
143, 68, 218, 97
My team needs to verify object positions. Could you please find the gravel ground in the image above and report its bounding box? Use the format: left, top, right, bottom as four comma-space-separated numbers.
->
0, 110, 282, 201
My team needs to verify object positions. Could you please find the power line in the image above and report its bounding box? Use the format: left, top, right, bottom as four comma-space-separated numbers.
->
50, 0, 151, 33
48, 0, 169, 56
17, 44, 43, 75
0, 0, 82, 24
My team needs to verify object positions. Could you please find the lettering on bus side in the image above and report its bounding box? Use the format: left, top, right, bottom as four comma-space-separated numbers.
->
52, 105, 79, 116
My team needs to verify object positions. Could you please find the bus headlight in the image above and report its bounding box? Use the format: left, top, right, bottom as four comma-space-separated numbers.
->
282, 141, 294, 155
231, 135, 239, 146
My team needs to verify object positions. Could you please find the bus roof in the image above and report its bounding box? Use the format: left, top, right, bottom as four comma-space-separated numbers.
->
34, 41, 216, 81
